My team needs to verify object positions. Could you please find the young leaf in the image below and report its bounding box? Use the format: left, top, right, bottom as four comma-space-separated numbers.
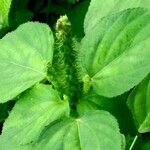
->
0, 84, 69, 150
0, 22, 54, 103
127, 75, 150, 133
78, 8, 150, 97
84, 0, 150, 34
35, 110, 122, 150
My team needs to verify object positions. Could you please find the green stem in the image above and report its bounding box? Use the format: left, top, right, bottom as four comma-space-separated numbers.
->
129, 135, 138, 150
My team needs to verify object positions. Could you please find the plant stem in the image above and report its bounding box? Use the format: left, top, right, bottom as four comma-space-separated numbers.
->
129, 135, 138, 150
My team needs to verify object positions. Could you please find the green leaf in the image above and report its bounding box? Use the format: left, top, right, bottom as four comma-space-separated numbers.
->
78, 8, 150, 97
84, 0, 150, 34
0, 22, 54, 103
127, 75, 150, 133
35, 110, 122, 150
0, 0, 12, 27
0, 0, 12, 36
0, 84, 69, 150
77, 91, 136, 134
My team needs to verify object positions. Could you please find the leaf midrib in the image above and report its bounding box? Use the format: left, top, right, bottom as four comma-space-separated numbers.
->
1, 60, 46, 75
92, 13, 150, 79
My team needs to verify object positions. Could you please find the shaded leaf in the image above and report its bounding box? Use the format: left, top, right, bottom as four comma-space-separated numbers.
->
127, 75, 150, 133
77, 91, 136, 134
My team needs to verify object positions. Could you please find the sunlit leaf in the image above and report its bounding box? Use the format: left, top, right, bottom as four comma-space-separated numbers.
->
0, 22, 54, 103
0, 84, 69, 149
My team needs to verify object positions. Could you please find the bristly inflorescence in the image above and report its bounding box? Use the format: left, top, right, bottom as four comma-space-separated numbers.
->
48, 15, 82, 107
